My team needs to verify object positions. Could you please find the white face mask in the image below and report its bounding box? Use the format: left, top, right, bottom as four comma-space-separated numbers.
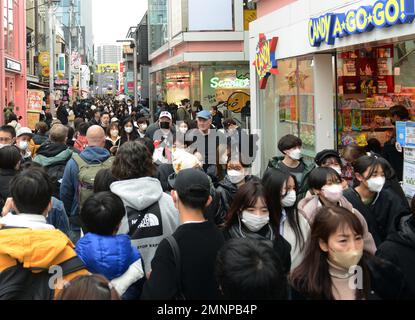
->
139, 124, 148, 131
110, 130, 119, 137
367, 176, 385, 193
124, 127, 133, 134
18, 141, 29, 151
179, 127, 188, 134
330, 166, 342, 175
322, 184, 343, 203
281, 190, 297, 208
227, 170, 245, 185
241, 211, 270, 232
287, 148, 302, 160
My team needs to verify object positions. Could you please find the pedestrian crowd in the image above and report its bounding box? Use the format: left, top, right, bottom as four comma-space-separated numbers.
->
0, 97, 413, 300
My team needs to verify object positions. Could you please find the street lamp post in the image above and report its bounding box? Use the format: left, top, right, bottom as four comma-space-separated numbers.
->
117, 39, 138, 108
68, 0, 73, 102
47, 0, 61, 118
78, 26, 82, 99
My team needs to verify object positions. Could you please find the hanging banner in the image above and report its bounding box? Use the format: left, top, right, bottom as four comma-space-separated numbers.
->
403, 148, 415, 198
58, 54, 66, 74
27, 90, 45, 112
27, 112, 40, 131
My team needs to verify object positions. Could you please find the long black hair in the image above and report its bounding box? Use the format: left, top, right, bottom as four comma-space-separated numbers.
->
352, 155, 387, 186
120, 117, 139, 142
290, 206, 372, 300
224, 180, 279, 233
262, 168, 306, 252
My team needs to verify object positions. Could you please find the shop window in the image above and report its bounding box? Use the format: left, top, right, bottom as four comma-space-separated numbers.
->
163, 70, 191, 104
278, 58, 315, 157
337, 42, 415, 150
259, 57, 315, 170
201, 66, 251, 129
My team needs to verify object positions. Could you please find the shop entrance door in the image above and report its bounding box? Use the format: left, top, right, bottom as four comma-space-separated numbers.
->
4, 76, 15, 108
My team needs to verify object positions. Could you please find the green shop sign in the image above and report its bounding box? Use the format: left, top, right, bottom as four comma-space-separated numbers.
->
210, 76, 250, 89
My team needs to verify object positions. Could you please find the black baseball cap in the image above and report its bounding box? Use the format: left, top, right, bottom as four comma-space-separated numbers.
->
172, 169, 211, 200
315, 149, 341, 166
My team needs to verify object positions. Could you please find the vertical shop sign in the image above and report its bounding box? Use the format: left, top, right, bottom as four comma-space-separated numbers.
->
253, 33, 279, 89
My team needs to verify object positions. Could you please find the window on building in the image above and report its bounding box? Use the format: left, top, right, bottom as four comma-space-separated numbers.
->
149, 0, 168, 53
259, 56, 316, 172
4, 0, 17, 55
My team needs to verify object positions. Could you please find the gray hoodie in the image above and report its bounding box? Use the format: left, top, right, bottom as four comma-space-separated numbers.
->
111, 177, 179, 273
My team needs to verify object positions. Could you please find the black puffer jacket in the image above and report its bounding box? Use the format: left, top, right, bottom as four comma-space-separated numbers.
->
0, 169, 18, 208
377, 215, 415, 298
344, 187, 411, 246
224, 220, 292, 275
166, 170, 221, 225
216, 175, 258, 225
156, 163, 175, 192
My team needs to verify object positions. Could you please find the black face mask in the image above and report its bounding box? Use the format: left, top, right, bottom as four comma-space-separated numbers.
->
160, 122, 170, 130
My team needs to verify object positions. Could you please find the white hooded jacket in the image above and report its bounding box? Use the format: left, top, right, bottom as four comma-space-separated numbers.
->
111, 177, 179, 273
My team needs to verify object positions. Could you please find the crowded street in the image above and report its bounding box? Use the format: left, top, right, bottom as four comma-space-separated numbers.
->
0, 0, 414, 308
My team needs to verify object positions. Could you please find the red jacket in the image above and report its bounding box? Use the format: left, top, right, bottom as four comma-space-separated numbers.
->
74, 135, 88, 152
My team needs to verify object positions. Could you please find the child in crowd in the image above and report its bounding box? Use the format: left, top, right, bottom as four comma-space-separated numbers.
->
76, 191, 145, 299
57, 275, 120, 300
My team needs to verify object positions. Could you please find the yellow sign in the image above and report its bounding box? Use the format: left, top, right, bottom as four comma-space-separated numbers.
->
39, 52, 50, 67
41, 67, 50, 77
96, 64, 119, 73
27, 111, 41, 131
244, 9, 257, 31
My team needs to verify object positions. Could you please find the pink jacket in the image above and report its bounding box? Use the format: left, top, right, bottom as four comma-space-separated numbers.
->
298, 195, 377, 254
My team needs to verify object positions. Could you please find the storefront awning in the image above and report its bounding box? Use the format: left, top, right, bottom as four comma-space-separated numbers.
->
27, 81, 49, 89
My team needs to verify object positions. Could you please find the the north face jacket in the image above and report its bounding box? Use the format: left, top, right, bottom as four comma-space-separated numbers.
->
110, 177, 179, 273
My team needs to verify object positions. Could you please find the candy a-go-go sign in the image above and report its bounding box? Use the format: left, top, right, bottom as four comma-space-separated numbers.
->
309, 0, 415, 47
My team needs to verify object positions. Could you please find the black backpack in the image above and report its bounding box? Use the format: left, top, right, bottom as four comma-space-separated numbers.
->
0, 256, 85, 300
45, 162, 68, 200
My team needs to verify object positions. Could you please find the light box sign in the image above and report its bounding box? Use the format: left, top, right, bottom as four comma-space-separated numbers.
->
308, 0, 415, 47
253, 33, 279, 89
210, 76, 250, 89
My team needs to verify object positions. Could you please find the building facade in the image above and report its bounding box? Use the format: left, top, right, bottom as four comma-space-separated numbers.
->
249, 0, 415, 175
80, 0, 93, 65
1, 0, 28, 125
96, 45, 122, 64
148, 0, 257, 127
